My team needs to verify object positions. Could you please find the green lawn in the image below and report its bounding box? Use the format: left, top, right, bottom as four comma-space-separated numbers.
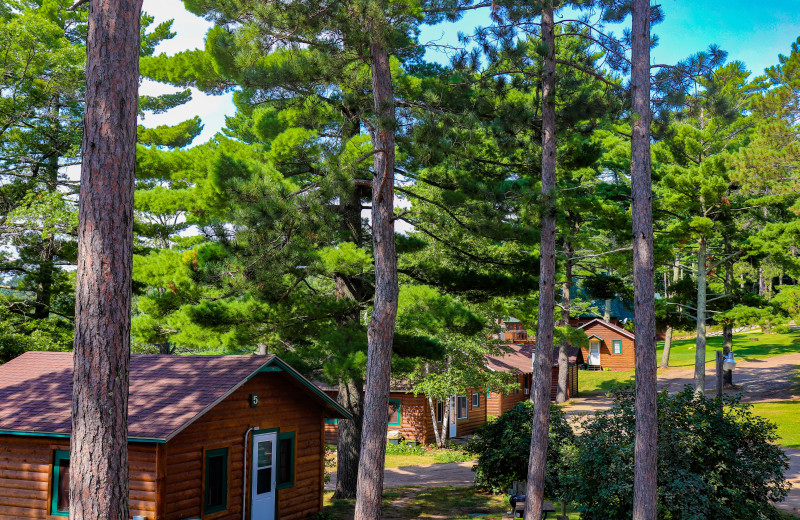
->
748, 400, 800, 448
657, 329, 800, 368
577, 330, 800, 397
323, 486, 580, 519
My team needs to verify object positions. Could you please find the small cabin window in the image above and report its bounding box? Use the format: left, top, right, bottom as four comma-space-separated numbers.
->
50, 450, 70, 516
457, 395, 468, 420
612, 340, 622, 355
436, 400, 444, 423
388, 398, 402, 426
204, 447, 229, 514
472, 393, 480, 408
277, 432, 295, 489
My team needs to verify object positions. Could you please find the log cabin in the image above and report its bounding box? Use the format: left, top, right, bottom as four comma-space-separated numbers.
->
321, 385, 488, 446
0, 351, 350, 520
573, 318, 636, 371
484, 344, 584, 413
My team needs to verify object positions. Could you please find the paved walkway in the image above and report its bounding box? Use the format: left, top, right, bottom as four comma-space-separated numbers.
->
325, 460, 475, 491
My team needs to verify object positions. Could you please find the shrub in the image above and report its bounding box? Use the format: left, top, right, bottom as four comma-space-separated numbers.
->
467, 401, 575, 497
563, 387, 790, 520
385, 441, 426, 456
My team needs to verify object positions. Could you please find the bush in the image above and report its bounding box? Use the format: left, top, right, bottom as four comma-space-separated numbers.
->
563, 387, 790, 520
467, 401, 575, 497
385, 441, 426, 456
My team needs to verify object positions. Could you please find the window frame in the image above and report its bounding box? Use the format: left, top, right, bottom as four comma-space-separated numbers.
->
50, 449, 70, 517
472, 392, 480, 408
456, 395, 468, 420
612, 339, 622, 355
435, 400, 444, 423
203, 447, 230, 515
277, 431, 295, 490
388, 398, 402, 426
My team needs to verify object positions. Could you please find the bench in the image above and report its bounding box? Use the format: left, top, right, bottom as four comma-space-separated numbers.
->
513, 500, 556, 518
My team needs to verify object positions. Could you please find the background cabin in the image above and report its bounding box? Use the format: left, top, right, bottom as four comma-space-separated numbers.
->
0, 352, 349, 520
575, 318, 636, 371
485, 344, 584, 408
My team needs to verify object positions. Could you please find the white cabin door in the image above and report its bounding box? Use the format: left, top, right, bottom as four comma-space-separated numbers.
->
251, 432, 277, 520
449, 397, 457, 438
589, 340, 601, 366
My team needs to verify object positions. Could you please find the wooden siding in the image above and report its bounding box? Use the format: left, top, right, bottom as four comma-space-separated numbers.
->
579, 321, 636, 371
549, 365, 579, 400
486, 374, 528, 417
0, 436, 157, 520
163, 370, 325, 520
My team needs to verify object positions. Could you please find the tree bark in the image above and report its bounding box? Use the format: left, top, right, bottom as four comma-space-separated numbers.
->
556, 240, 572, 403
722, 236, 734, 387
631, 0, 658, 518
334, 377, 364, 499
694, 236, 707, 394
69, 0, 141, 517
428, 396, 442, 447
354, 39, 398, 520
659, 257, 680, 369
524, 2, 556, 518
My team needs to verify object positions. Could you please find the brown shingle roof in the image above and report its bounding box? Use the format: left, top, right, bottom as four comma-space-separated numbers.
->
0, 351, 349, 441
485, 344, 584, 374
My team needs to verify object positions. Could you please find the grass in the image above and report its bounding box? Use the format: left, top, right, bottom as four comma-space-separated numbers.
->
322, 486, 580, 519
577, 330, 800, 397
326, 446, 473, 472
748, 400, 800, 448
657, 329, 800, 368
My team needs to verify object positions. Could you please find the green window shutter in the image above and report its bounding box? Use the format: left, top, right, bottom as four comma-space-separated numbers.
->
388, 398, 402, 426
277, 431, 295, 490
324, 418, 338, 425
204, 447, 229, 514
50, 450, 70, 516
613, 340, 622, 354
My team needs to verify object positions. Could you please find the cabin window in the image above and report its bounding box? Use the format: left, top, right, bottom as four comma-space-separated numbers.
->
456, 395, 468, 420
204, 447, 229, 514
436, 400, 444, 423
388, 398, 402, 426
472, 393, 480, 408
277, 432, 295, 489
50, 450, 70, 516
612, 340, 622, 355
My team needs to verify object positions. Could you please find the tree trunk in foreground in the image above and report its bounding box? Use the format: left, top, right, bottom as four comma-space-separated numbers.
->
694, 236, 707, 395
631, 0, 657, 518
69, 0, 141, 517
524, 2, 556, 518
354, 39, 398, 520
334, 377, 364, 499
556, 240, 572, 403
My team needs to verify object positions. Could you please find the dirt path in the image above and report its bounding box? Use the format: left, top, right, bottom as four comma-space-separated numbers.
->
324, 460, 475, 491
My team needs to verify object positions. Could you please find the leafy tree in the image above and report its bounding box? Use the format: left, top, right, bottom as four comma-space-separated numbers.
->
468, 401, 574, 499
564, 388, 790, 520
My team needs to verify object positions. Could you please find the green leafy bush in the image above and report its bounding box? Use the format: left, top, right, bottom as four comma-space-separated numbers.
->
564, 387, 790, 520
467, 401, 575, 497
432, 450, 473, 464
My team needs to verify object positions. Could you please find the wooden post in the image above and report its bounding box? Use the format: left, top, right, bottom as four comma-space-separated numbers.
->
716, 351, 723, 399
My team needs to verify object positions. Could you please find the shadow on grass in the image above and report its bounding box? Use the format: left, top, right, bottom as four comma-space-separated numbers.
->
578, 370, 635, 397
660, 331, 800, 368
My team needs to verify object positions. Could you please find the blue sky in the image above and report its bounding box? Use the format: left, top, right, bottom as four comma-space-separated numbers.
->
140, 0, 800, 143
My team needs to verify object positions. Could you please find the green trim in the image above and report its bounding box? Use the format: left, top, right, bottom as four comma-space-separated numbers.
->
587, 334, 603, 341
0, 430, 165, 443
472, 393, 480, 408
388, 398, 402, 426
324, 418, 338, 425
260, 366, 282, 372
50, 449, 69, 516
262, 358, 352, 419
612, 340, 622, 355
204, 447, 229, 515
277, 431, 295, 490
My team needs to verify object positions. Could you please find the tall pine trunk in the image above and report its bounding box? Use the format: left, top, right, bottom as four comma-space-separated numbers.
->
334, 377, 364, 499
354, 39, 398, 520
556, 240, 572, 403
631, 0, 658, 517
722, 235, 734, 387
659, 257, 680, 368
523, 2, 556, 518
332, 114, 368, 500
69, 0, 141, 517
694, 236, 707, 394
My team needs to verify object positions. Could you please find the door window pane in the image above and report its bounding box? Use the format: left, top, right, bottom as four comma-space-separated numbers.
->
257, 467, 272, 495
257, 440, 273, 468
